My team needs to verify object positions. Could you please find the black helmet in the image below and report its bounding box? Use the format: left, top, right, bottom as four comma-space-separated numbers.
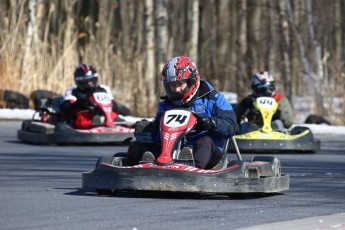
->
251, 71, 275, 97
74, 64, 98, 93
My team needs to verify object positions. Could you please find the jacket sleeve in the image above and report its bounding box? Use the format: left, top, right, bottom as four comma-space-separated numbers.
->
150, 102, 166, 143
211, 92, 237, 138
59, 88, 89, 119
278, 97, 294, 128
234, 94, 254, 124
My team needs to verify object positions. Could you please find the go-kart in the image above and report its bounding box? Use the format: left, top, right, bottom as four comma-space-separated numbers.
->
82, 108, 289, 196
17, 92, 134, 145
229, 96, 320, 152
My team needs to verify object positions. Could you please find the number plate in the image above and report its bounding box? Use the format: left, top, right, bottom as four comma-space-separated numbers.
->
163, 110, 191, 128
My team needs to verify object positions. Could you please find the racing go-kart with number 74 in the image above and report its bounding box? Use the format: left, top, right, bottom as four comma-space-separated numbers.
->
82, 108, 289, 196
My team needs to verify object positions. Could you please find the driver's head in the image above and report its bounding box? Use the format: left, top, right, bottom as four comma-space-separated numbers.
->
251, 71, 275, 97
161, 56, 200, 106
74, 64, 99, 93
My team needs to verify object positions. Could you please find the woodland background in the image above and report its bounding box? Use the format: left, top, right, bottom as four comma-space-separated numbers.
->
0, 0, 344, 124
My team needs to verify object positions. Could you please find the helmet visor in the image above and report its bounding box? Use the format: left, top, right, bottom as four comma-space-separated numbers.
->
253, 82, 275, 96
163, 79, 191, 101
76, 76, 98, 92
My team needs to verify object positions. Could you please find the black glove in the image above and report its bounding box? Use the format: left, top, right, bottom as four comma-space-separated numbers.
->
242, 95, 255, 109
272, 108, 281, 120
196, 117, 214, 131
248, 108, 260, 122
75, 99, 96, 111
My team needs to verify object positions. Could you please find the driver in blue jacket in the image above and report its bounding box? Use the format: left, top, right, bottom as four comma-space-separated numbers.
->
128, 56, 237, 169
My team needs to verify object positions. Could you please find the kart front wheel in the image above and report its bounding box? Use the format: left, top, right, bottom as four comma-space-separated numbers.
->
96, 189, 115, 195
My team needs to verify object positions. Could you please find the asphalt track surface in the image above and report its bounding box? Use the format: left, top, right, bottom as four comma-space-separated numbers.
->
1, 121, 345, 230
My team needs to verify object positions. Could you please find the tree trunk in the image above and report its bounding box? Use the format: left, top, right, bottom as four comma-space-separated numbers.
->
236, 0, 248, 97
155, 0, 168, 98
217, 0, 231, 91
306, 0, 324, 115
189, 0, 199, 62
21, 0, 35, 92
278, 0, 292, 98
267, 0, 278, 71
334, 0, 343, 67
144, 0, 156, 115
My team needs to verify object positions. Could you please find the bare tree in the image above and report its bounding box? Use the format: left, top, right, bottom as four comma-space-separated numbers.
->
155, 0, 168, 64
277, 0, 292, 97
144, 0, 156, 114
334, 0, 343, 67
188, 0, 199, 62
236, 0, 249, 97
21, 0, 35, 92
155, 0, 168, 97
216, 0, 232, 91
306, 0, 325, 115
1, 0, 344, 123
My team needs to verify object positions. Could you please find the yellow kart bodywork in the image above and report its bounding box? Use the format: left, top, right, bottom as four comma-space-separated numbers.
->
230, 97, 320, 152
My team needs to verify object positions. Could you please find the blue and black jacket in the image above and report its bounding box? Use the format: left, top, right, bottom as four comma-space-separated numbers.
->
152, 80, 237, 150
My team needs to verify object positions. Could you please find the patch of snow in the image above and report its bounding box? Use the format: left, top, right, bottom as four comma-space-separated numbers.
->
0, 109, 36, 120
1, 109, 344, 135
291, 124, 345, 135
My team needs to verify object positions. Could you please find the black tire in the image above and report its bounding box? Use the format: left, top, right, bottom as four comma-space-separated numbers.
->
95, 156, 114, 168
96, 189, 114, 195
305, 114, 331, 125
30, 90, 61, 110
2, 90, 29, 109
21, 120, 32, 131
95, 153, 129, 167
112, 152, 129, 166
290, 126, 310, 135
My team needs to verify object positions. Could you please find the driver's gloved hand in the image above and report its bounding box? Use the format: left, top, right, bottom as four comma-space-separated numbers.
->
248, 108, 260, 123
196, 117, 215, 131
243, 95, 255, 109
272, 109, 281, 120
75, 99, 95, 110
86, 103, 96, 111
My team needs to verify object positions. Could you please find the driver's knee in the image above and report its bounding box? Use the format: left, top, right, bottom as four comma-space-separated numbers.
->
127, 142, 147, 165
74, 112, 93, 129
193, 136, 222, 169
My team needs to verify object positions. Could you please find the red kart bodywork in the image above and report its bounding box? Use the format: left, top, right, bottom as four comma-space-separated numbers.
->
17, 93, 134, 145
82, 108, 289, 195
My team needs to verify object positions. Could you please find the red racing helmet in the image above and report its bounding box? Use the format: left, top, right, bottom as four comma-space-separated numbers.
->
161, 56, 200, 105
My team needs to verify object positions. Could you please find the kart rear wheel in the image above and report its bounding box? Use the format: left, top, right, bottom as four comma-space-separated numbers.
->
251, 156, 281, 177
112, 152, 129, 166
290, 126, 310, 135
95, 156, 114, 167
21, 120, 32, 131
96, 189, 115, 195
96, 152, 129, 168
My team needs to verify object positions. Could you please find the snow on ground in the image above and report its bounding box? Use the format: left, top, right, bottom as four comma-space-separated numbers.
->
0, 109, 37, 120
0, 109, 344, 135
290, 124, 345, 135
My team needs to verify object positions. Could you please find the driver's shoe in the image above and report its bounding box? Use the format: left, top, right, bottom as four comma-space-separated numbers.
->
178, 147, 193, 160
141, 151, 155, 163
92, 115, 103, 127
212, 156, 229, 170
